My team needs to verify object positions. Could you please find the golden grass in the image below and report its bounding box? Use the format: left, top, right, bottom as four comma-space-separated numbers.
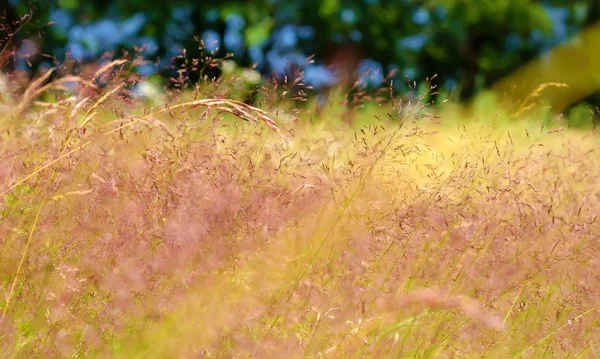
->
1, 66, 600, 358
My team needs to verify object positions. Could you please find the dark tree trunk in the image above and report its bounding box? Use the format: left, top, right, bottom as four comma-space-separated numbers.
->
585, 0, 600, 27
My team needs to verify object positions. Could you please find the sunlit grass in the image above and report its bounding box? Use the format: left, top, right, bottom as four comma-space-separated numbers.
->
1, 62, 600, 358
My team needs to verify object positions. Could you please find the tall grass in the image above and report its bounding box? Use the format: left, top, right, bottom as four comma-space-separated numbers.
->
1, 54, 600, 359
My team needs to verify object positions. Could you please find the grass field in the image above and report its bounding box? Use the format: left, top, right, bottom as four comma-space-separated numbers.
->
1, 63, 600, 358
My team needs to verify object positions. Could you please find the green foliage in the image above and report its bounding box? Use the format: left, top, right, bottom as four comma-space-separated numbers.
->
567, 101, 596, 129
4, 1, 600, 100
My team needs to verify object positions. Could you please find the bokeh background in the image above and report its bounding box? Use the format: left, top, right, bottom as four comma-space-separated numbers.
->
2, 0, 600, 108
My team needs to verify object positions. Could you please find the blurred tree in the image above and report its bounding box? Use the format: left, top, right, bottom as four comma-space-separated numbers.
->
418, 0, 554, 98
2, 0, 600, 105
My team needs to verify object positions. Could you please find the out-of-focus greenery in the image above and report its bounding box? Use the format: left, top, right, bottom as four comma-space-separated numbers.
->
3, 0, 600, 102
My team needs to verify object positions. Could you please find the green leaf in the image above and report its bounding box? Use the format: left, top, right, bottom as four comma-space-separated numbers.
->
244, 19, 273, 47
319, 0, 340, 17
58, 0, 79, 10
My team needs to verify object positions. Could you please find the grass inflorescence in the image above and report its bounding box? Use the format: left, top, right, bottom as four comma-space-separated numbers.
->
1, 54, 600, 359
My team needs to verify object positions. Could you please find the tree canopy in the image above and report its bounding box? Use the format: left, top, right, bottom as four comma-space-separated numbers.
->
2, 0, 599, 101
